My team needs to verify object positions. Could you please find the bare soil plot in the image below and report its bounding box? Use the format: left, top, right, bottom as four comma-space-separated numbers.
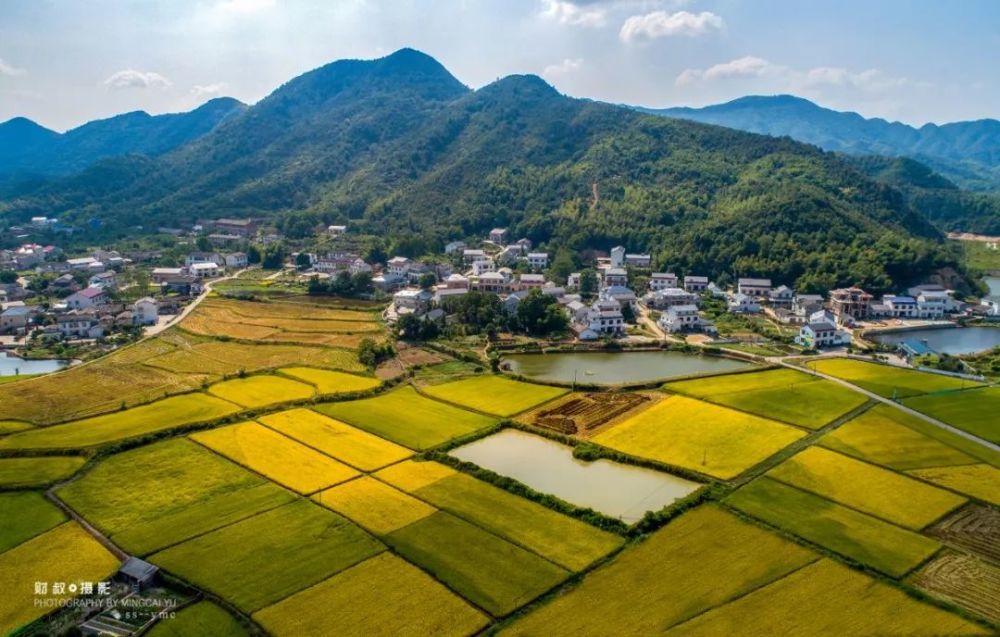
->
529, 392, 651, 435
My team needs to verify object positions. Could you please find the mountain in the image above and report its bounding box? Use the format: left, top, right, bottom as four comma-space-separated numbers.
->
0, 97, 247, 178
0, 49, 974, 294
639, 95, 1000, 191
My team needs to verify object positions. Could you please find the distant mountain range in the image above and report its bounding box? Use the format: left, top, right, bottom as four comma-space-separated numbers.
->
638, 95, 1000, 191
0, 49, 986, 293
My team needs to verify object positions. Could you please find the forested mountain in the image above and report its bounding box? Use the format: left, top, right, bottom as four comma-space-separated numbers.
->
0, 49, 975, 293
641, 95, 1000, 191
0, 97, 247, 178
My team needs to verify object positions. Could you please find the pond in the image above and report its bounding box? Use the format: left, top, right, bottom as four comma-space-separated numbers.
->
985, 276, 1000, 297
450, 429, 701, 523
872, 327, 1000, 355
502, 350, 753, 385
0, 352, 67, 377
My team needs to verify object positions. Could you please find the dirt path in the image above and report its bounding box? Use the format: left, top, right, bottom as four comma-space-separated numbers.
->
142, 269, 245, 337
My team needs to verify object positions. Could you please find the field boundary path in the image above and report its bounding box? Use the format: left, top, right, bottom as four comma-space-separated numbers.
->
43, 484, 128, 562
775, 358, 1000, 454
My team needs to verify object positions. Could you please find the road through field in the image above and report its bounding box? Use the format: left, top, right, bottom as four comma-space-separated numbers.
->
142, 269, 246, 338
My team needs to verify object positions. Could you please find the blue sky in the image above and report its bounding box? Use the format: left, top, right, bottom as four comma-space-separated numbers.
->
1, 0, 997, 130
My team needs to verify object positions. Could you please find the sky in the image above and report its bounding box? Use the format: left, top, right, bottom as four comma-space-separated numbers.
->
1, 0, 997, 131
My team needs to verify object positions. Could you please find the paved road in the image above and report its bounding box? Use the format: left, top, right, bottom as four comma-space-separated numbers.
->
142, 270, 244, 337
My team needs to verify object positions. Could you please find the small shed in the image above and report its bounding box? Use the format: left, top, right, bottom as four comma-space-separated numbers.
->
117, 557, 159, 590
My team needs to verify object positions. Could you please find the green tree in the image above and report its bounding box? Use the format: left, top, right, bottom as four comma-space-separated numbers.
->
516, 289, 568, 336
295, 252, 312, 270
418, 272, 437, 290
0, 270, 17, 284
261, 242, 287, 269
548, 248, 575, 282
579, 269, 598, 297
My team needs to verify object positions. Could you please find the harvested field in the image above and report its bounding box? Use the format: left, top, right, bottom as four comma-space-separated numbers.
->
726, 477, 941, 577
531, 392, 649, 434
207, 375, 315, 408
926, 504, 1000, 564
180, 312, 280, 340
0, 456, 86, 487
277, 367, 380, 395
259, 408, 411, 471
191, 422, 358, 494
421, 375, 568, 416
149, 501, 383, 613
0, 491, 66, 553
384, 511, 570, 617
253, 553, 489, 637
315, 386, 496, 450
911, 551, 1000, 624
593, 395, 804, 479
0, 523, 119, 636
0, 393, 241, 450
500, 505, 817, 636
146, 601, 248, 637
806, 358, 977, 398
767, 447, 966, 529
262, 331, 372, 348
664, 558, 988, 636
909, 464, 1000, 506
313, 477, 436, 535
199, 297, 379, 322
903, 387, 1000, 443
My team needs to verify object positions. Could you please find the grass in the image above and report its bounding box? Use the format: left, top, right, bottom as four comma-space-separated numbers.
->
315, 386, 497, 450
907, 464, 1000, 507
313, 477, 436, 535
375, 459, 458, 492
0, 393, 241, 451
0, 492, 66, 553
820, 404, 982, 470
58, 438, 293, 555
253, 553, 489, 637
662, 558, 988, 636
500, 505, 817, 636
207, 375, 315, 408
767, 447, 966, 530
385, 511, 570, 617
421, 375, 568, 416
805, 358, 978, 398
412, 471, 624, 571
150, 500, 383, 613
959, 239, 1000, 271
593, 395, 805, 479
902, 386, 1000, 443
665, 368, 867, 429
726, 477, 941, 577
146, 601, 248, 637
0, 456, 86, 487
191, 422, 359, 494
259, 408, 412, 471
277, 367, 380, 395
0, 522, 119, 636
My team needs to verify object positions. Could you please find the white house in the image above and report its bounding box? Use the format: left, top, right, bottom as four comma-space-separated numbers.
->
769, 285, 794, 308
444, 240, 467, 255
728, 293, 761, 314
583, 298, 625, 337
189, 262, 222, 279
624, 254, 651, 268
88, 271, 117, 290
462, 249, 486, 264
738, 278, 772, 298
649, 272, 678, 291
477, 272, 508, 294
683, 275, 709, 292
600, 285, 637, 307
152, 267, 184, 283
567, 273, 581, 289
185, 252, 223, 268
793, 294, 825, 317
883, 295, 918, 319
444, 273, 469, 289
658, 304, 717, 335
471, 259, 496, 276
224, 252, 248, 268
642, 287, 697, 310
57, 313, 104, 339
132, 297, 159, 326
66, 256, 99, 271
526, 253, 549, 270
65, 287, 107, 310
519, 273, 546, 289
392, 288, 433, 316
981, 298, 1000, 317
916, 291, 948, 318
349, 258, 372, 275
489, 228, 508, 245
604, 268, 628, 288
327, 225, 347, 236
610, 246, 626, 268
796, 321, 851, 349
565, 300, 589, 324
387, 256, 412, 277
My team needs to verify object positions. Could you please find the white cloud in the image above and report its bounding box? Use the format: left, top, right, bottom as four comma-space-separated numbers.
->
540, 0, 607, 27
675, 56, 913, 94
0, 58, 26, 77
619, 10, 723, 42
676, 56, 782, 85
216, 0, 276, 13
103, 69, 173, 90
543, 58, 583, 79
803, 67, 909, 91
190, 82, 229, 98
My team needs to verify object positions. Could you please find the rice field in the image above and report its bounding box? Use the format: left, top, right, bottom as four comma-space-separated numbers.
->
191, 422, 359, 494
259, 408, 412, 471
911, 551, 1000, 626
384, 511, 570, 617
150, 501, 383, 613
664, 368, 867, 429
313, 477, 436, 535
375, 459, 458, 492
207, 375, 316, 408
278, 367, 380, 395
908, 464, 1000, 507
199, 297, 379, 322
805, 358, 978, 398
253, 553, 489, 637
0, 455, 86, 487
421, 375, 568, 416
500, 505, 817, 636
0, 393, 241, 450
0, 522, 119, 636
592, 395, 805, 479
315, 386, 497, 450
146, 601, 248, 637
0, 491, 66, 553
726, 477, 941, 577
902, 387, 1000, 443
0, 420, 31, 433
147, 340, 365, 376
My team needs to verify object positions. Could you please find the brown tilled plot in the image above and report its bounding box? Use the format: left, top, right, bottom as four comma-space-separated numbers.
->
911, 551, 1000, 624
927, 504, 1000, 564
533, 392, 650, 435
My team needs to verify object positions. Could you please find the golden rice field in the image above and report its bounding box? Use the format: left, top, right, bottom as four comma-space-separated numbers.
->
0, 420, 31, 433
147, 340, 365, 376
421, 375, 568, 416
593, 395, 805, 479
258, 408, 412, 471
200, 297, 379, 322
313, 477, 436, 535
207, 375, 316, 408
767, 446, 967, 529
0, 393, 241, 450
908, 464, 1000, 507
253, 553, 489, 637
278, 367, 381, 395
805, 358, 978, 398
0, 523, 119, 636
375, 459, 458, 492
191, 422, 359, 494
0, 456, 86, 487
